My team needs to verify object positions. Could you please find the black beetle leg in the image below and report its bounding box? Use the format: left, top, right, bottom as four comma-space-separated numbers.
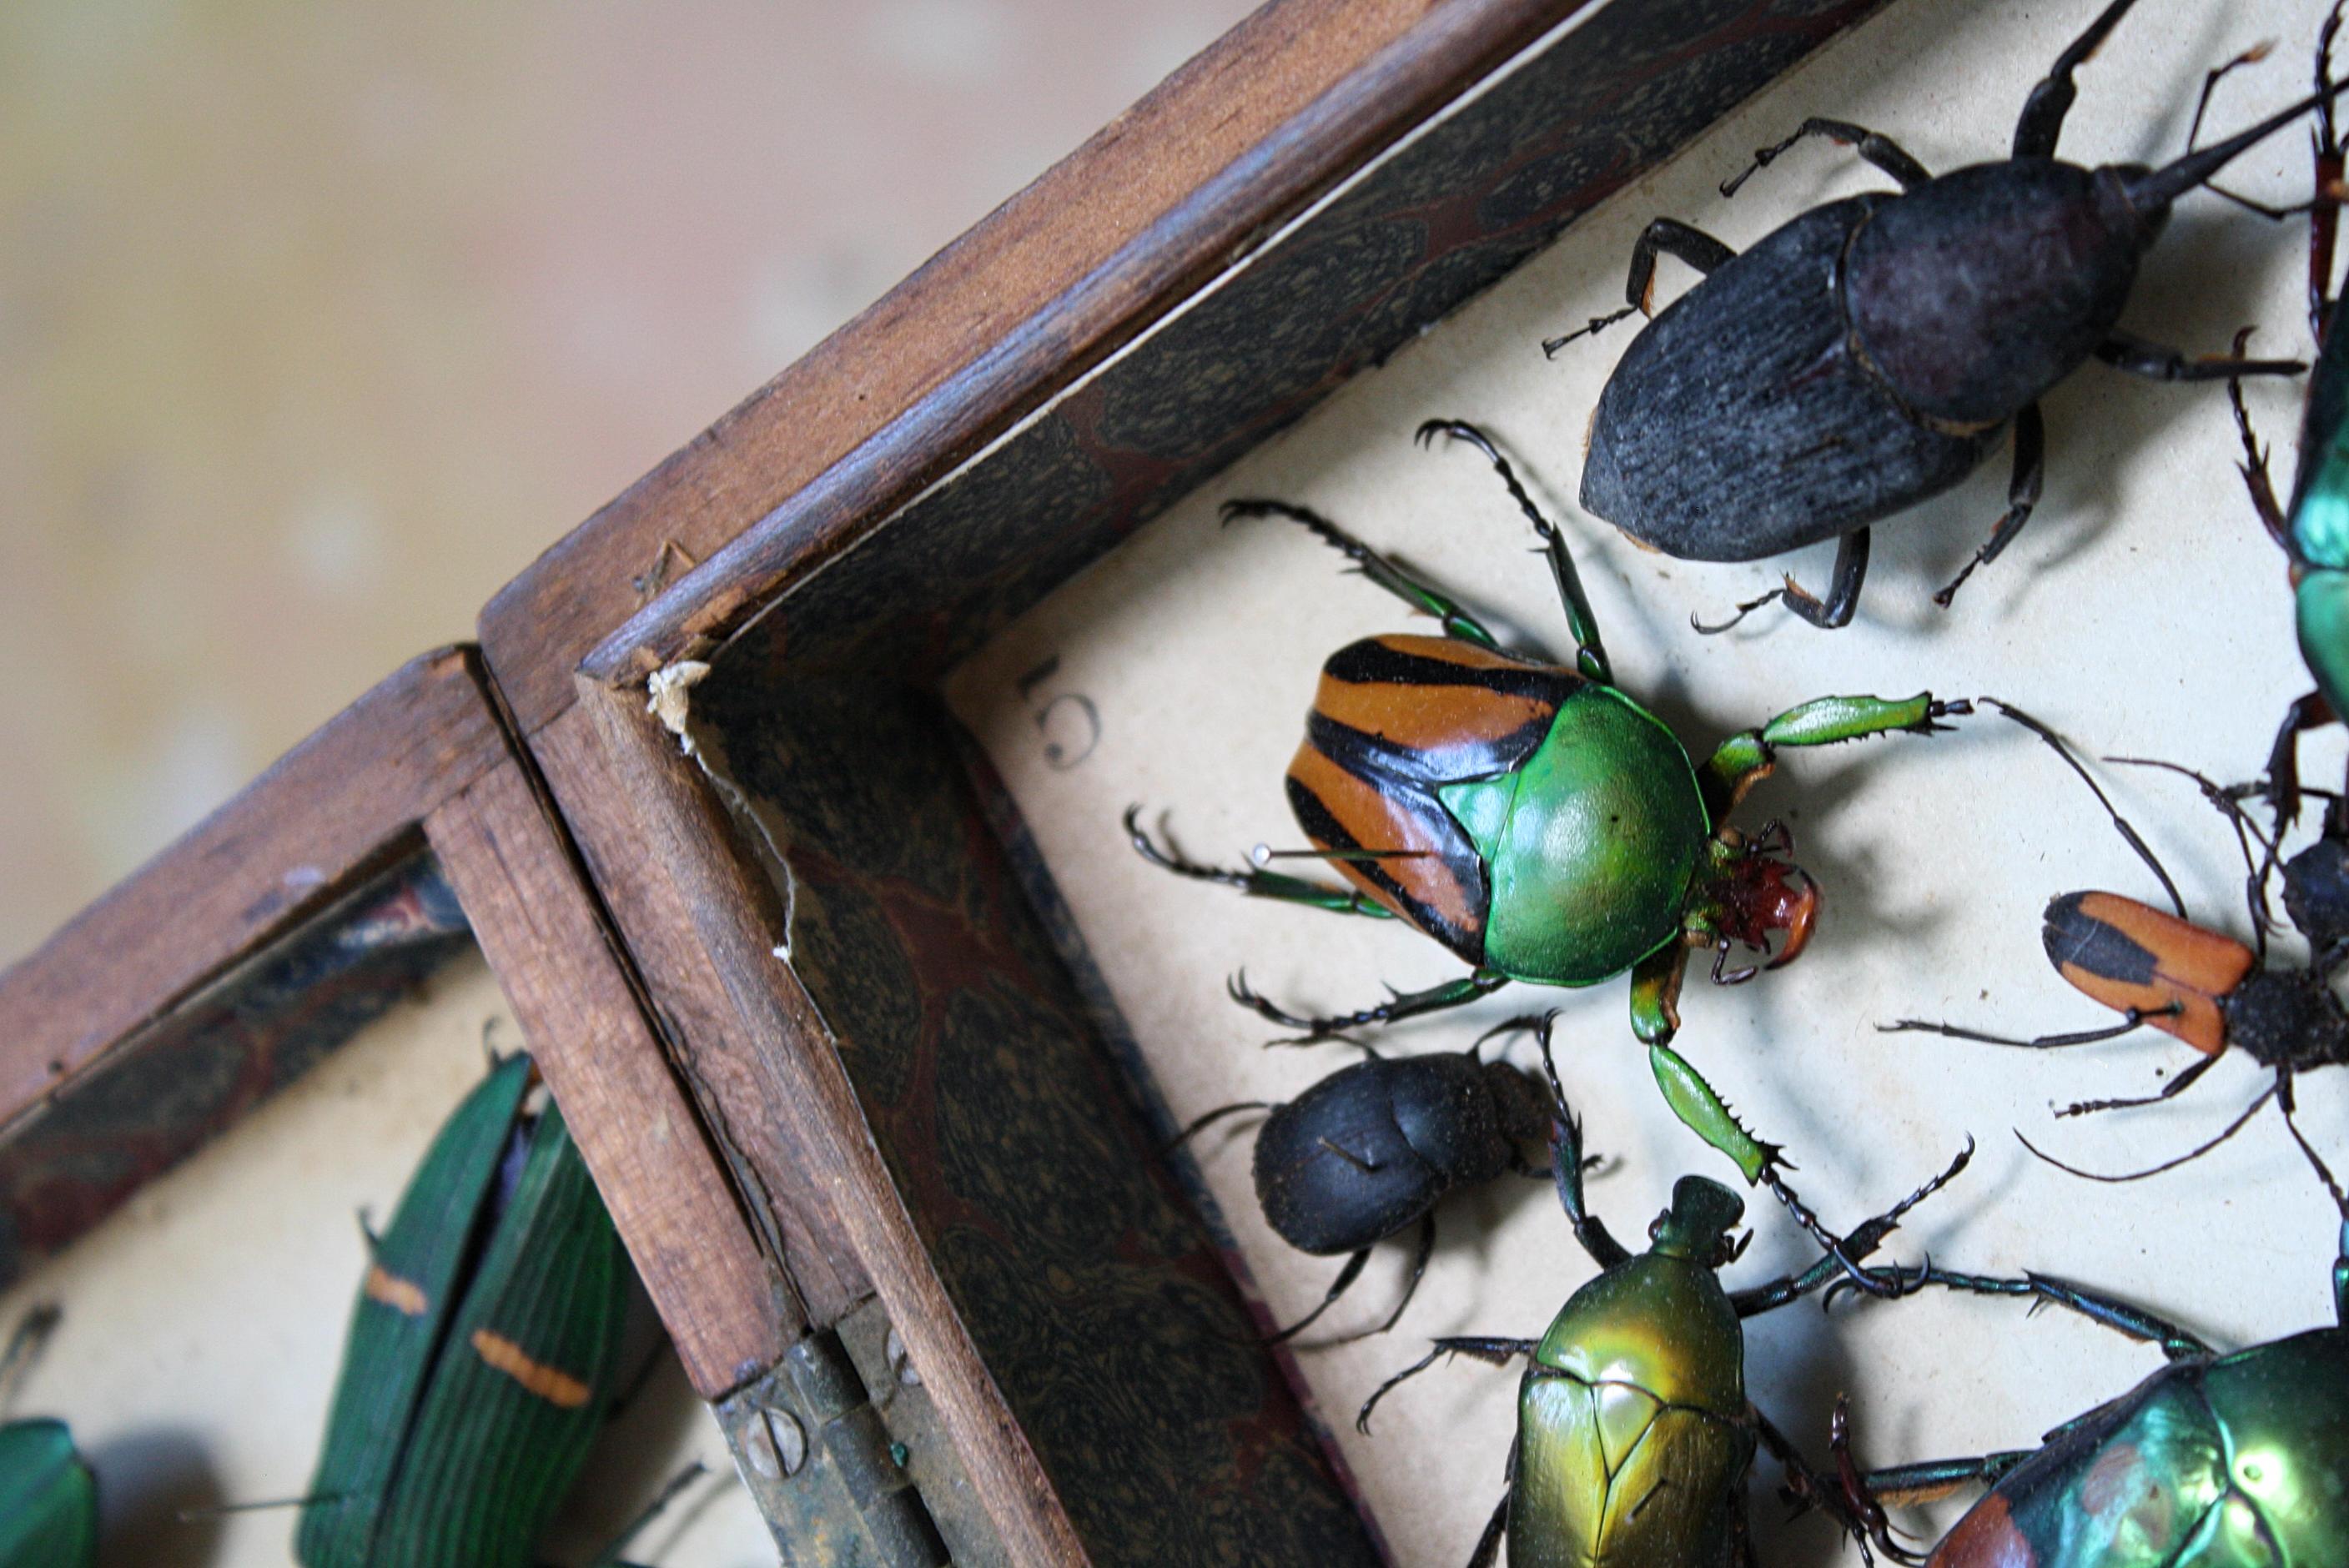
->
1694, 530, 1870, 634
1730, 1140, 1972, 1319
1356, 1336, 1537, 1434
2095, 329, 2306, 383
1164, 1099, 1275, 1153
1337, 1212, 1439, 1344
2227, 334, 2291, 550
1720, 117, 1930, 199
1230, 968, 1508, 1043
1934, 405, 2044, 608
1265, 1249, 1371, 1346
2264, 691, 2336, 839
1878, 1010, 2164, 1049
2056, 1050, 2221, 1118
2011, 0, 2144, 158
1542, 218, 1735, 355
1857, 1263, 2214, 1362
1466, 1471, 1512, 1568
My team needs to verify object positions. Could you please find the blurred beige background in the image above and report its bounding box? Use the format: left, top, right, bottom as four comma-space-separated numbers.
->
0, 0, 1258, 964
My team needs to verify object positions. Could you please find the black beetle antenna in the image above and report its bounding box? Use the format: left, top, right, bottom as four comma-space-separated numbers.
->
1983, 701, 2186, 917
2107, 754, 2280, 949
2125, 77, 2349, 214
2018, 1082, 2277, 1185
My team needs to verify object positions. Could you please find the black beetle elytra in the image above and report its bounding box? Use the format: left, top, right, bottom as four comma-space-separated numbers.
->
1561, 0, 2341, 631
1169, 1036, 1551, 1343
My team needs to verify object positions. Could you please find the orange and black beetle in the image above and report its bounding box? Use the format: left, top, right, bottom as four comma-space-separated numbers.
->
1891, 704, 2349, 1184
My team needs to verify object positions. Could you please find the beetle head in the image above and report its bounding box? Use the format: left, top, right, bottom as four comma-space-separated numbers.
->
1648, 1175, 1747, 1267
1697, 825, 1819, 979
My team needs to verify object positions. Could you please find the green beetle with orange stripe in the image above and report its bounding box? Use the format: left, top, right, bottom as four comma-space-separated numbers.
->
298, 1051, 634, 1568
1130, 418, 1967, 1184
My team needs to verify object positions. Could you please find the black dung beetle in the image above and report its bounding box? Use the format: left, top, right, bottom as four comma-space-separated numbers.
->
1557, 0, 2340, 630
1171, 1034, 1552, 1342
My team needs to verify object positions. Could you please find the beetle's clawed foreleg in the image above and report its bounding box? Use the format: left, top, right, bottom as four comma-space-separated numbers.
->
1934, 405, 2044, 610
1230, 967, 1508, 1043
1720, 118, 1931, 200
1356, 1336, 1537, 1435
1542, 304, 1640, 356
1762, 1400, 1924, 1566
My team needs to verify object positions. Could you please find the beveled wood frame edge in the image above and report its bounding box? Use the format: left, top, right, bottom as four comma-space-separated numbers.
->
0, 642, 791, 1405
0, 646, 505, 1127
482, 0, 1584, 730
564, 672, 1083, 1567
421, 720, 796, 1400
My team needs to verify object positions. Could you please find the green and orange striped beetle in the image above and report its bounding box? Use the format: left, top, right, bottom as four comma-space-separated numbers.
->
1131, 419, 1968, 1181
297, 1051, 636, 1568
1889, 704, 2349, 1187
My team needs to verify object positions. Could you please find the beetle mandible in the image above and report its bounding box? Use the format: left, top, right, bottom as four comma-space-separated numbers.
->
1887, 703, 2349, 1189
1355, 1019, 1971, 1567
1558, 0, 2341, 631
1838, 1199, 2349, 1568
1129, 419, 1967, 1187
1169, 1035, 1553, 1342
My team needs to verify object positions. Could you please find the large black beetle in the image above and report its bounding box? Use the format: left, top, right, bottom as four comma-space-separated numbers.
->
1560, 0, 2336, 630
1171, 1037, 1551, 1341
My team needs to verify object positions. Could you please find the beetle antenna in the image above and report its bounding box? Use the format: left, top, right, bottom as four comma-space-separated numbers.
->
2107, 754, 2279, 943
2017, 1083, 2277, 1185
1983, 700, 2186, 917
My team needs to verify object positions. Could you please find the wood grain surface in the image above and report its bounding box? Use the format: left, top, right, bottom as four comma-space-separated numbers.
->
425, 753, 795, 1400
481, 0, 1584, 726
0, 646, 506, 1132
571, 676, 1084, 1568
533, 697, 873, 1327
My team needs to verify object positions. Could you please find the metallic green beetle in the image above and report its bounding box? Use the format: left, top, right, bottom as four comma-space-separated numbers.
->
2232, 3, 2349, 830
1130, 420, 1966, 1184
1852, 1212, 2349, 1568
298, 1052, 633, 1568
0, 1418, 95, 1568
1357, 1022, 1966, 1566
0, 1307, 94, 1568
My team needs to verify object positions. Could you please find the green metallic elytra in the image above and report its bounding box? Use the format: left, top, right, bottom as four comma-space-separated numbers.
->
1441, 687, 1710, 985
1132, 421, 1967, 1186
2295, 567, 2349, 730
1360, 1028, 1974, 1568
0, 1419, 96, 1568
1514, 1184, 1753, 1568
298, 1053, 630, 1568
1864, 1220, 2349, 1567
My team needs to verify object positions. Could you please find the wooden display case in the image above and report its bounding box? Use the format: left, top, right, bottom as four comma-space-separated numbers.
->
19, 0, 2341, 1562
